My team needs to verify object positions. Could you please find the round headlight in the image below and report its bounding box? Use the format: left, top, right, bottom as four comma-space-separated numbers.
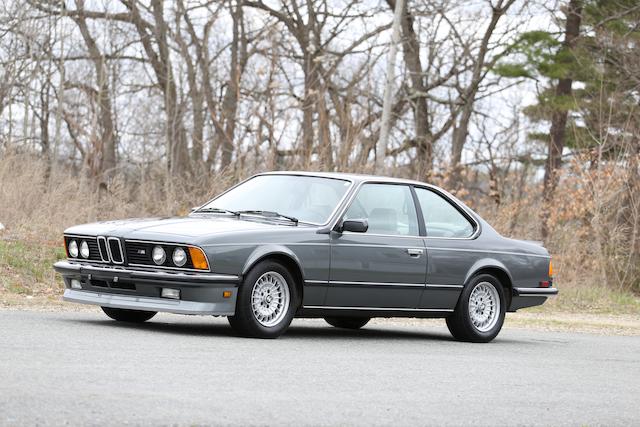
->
80, 240, 90, 258
152, 246, 166, 265
172, 247, 187, 267
68, 240, 78, 258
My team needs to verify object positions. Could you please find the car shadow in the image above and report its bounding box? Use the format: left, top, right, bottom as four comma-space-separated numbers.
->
59, 315, 526, 344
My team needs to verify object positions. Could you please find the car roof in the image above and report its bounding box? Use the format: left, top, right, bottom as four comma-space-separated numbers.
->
257, 170, 433, 187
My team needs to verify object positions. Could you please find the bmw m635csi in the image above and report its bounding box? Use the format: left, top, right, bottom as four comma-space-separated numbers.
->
54, 172, 557, 342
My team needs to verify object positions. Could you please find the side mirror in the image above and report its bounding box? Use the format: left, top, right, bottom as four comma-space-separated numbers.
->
339, 219, 368, 233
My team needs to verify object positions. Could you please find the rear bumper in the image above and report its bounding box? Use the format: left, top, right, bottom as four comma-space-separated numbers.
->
513, 287, 559, 297
54, 260, 239, 315
509, 287, 558, 312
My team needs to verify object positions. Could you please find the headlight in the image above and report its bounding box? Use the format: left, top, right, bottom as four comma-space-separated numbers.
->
68, 240, 79, 258
80, 241, 90, 258
152, 246, 166, 265
172, 247, 187, 267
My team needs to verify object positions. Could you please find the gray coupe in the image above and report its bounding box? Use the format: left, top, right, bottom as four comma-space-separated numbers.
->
54, 172, 557, 342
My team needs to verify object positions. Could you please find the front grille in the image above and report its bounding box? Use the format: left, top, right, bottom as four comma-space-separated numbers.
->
108, 238, 124, 263
124, 241, 195, 269
97, 237, 109, 261
126, 241, 152, 265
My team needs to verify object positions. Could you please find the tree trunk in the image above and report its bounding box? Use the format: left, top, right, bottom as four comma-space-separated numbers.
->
72, 0, 116, 184
386, 0, 432, 178
217, 1, 247, 171
541, 0, 582, 239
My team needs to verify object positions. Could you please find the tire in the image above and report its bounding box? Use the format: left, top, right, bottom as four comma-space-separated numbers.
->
325, 317, 370, 330
446, 274, 506, 343
227, 260, 298, 338
101, 307, 157, 323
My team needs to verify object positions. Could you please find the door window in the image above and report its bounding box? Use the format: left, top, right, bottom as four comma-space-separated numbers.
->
414, 188, 475, 238
344, 184, 419, 236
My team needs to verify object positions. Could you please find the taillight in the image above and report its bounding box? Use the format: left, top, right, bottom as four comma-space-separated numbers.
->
539, 281, 550, 288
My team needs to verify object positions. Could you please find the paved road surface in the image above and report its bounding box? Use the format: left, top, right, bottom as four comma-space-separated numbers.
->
0, 309, 638, 426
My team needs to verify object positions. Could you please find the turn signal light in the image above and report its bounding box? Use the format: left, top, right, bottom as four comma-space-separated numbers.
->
188, 247, 209, 270
549, 260, 554, 278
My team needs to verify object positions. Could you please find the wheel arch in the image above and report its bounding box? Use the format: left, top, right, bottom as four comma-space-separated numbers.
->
463, 259, 514, 306
241, 245, 305, 306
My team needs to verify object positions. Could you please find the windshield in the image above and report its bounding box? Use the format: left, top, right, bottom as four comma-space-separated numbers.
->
200, 175, 352, 224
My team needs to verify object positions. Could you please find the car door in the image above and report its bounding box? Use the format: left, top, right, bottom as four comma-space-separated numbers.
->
412, 186, 479, 310
325, 183, 427, 309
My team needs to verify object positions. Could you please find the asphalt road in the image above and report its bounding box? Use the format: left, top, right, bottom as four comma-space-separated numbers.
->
0, 309, 638, 426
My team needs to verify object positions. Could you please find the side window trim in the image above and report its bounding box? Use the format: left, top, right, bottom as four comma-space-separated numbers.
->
409, 186, 427, 237
340, 182, 422, 238
413, 186, 480, 240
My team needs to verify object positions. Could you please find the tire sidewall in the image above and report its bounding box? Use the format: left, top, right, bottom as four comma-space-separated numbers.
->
237, 260, 298, 337
459, 274, 506, 341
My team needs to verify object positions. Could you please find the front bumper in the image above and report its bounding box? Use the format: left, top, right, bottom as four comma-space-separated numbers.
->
54, 261, 239, 315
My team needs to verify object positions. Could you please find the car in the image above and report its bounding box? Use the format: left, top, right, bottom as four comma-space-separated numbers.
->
54, 171, 557, 342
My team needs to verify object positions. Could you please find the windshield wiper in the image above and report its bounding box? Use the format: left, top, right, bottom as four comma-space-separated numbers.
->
236, 210, 299, 224
196, 207, 240, 216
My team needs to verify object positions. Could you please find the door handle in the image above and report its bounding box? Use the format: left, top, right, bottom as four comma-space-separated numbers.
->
406, 248, 423, 258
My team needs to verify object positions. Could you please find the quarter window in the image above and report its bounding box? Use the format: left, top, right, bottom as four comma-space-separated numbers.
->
344, 184, 419, 236
414, 188, 475, 238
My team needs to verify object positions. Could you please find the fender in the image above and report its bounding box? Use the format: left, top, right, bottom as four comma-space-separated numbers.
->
241, 244, 305, 279
463, 258, 514, 287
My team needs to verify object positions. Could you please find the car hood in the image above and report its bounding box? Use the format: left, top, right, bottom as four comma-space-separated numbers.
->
64, 215, 296, 241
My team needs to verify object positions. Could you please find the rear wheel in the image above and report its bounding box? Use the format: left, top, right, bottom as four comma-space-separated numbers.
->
446, 274, 506, 343
101, 307, 157, 323
228, 260, 298, 338
325, 317, 370, 330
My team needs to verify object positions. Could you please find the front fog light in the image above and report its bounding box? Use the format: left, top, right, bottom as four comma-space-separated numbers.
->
68, 240, 79, 257
80, 240, 90, 258
172, 247, 187, 267
161, 288, 180, 299
152, 246, 166, 265
70, 279, 82, 289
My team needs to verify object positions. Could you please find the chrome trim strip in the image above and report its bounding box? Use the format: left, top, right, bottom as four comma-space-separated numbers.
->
128, 263, 210, 273
329, 281, 425, 288
97, 236, 109, 263
63, 289, 236, 316
124, 239, 211, 272
331, 243, 425, 249
303, 305, 454, 312
107, 237, 124, 265
341, 232, 424, 239
304, 281, 462, 289
427, 246, 550, 259
53, 261, 238, 283
514, 287, 558, 296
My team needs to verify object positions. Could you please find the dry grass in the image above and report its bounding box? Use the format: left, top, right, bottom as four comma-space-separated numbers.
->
1, 152, 638, 319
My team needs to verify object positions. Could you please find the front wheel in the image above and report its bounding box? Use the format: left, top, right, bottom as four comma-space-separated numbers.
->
227, 260, 298, 338
101, 307, 157, 323
446, 274, 506, 343
325, 317, 370, 330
